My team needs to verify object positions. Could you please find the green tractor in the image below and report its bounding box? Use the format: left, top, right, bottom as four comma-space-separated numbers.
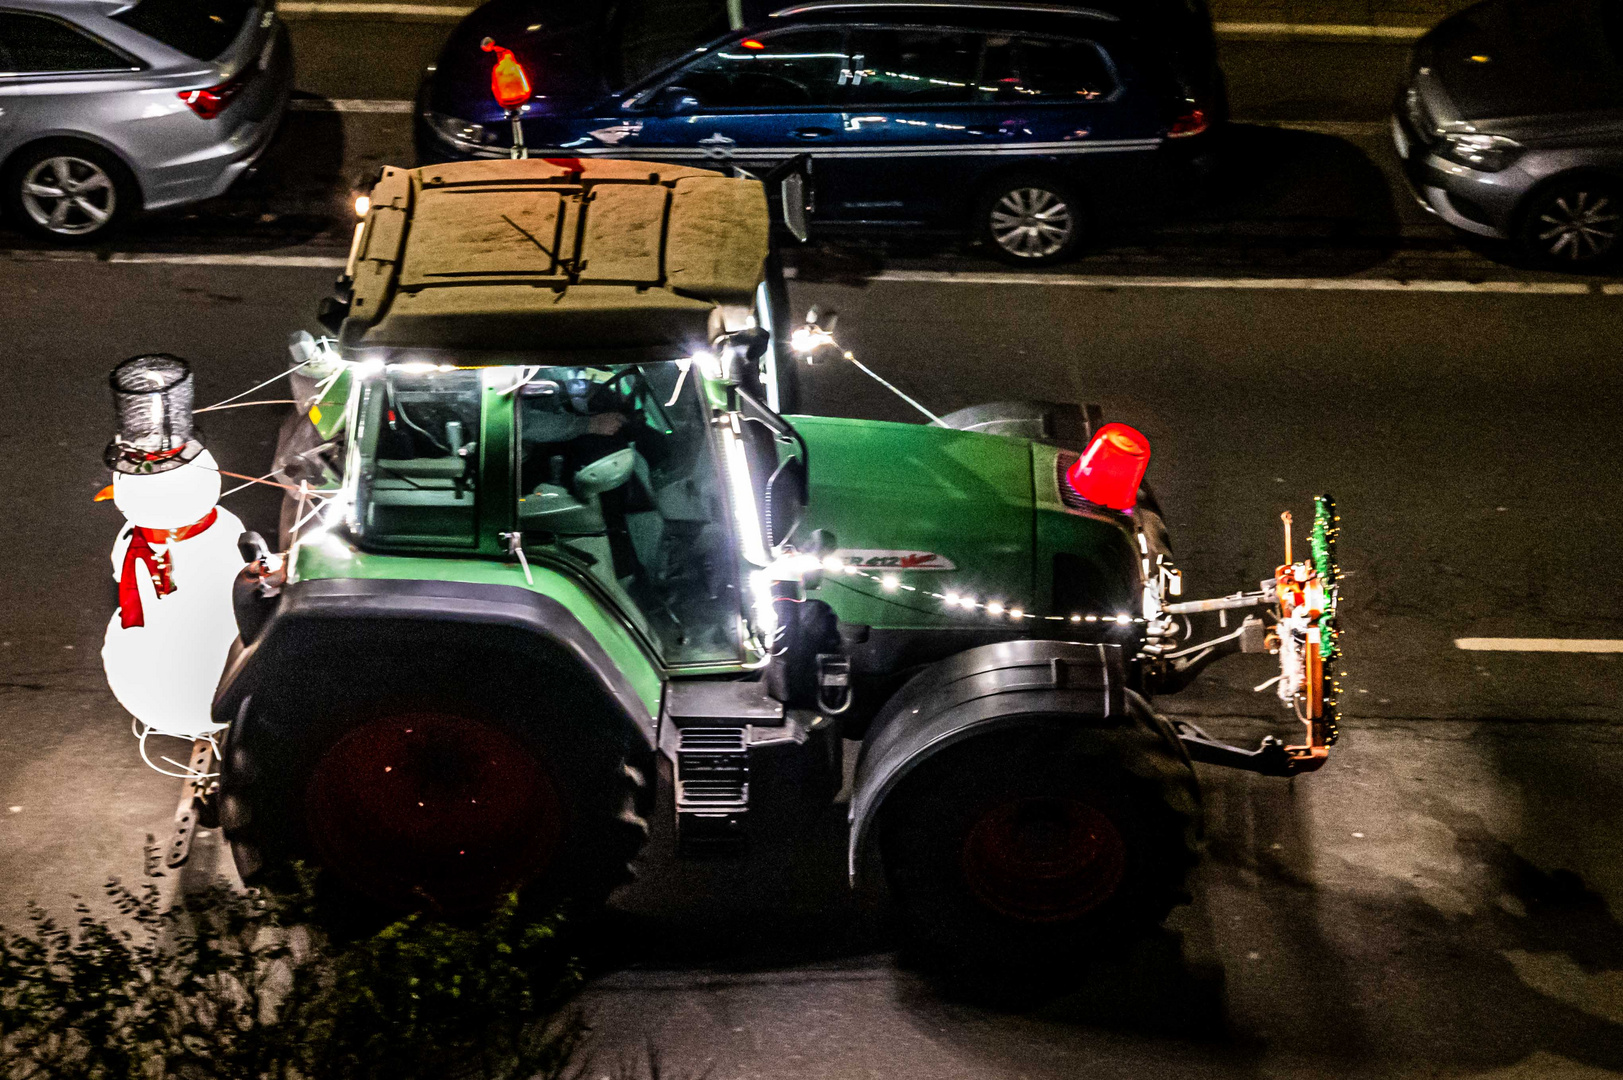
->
216, 157, 1340, 974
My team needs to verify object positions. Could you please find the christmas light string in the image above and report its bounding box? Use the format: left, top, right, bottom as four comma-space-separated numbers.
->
804, 554, 1148, 628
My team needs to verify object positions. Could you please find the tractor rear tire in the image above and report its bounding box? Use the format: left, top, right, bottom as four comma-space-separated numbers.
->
878, 695, 1201, 982
219, 666, 650, 926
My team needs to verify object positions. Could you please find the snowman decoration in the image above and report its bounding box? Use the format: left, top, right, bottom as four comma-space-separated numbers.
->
99, 355, 245, 771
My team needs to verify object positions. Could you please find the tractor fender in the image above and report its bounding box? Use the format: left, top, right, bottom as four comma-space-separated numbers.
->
847, 639, 1127, 880
214, 577, 658, 751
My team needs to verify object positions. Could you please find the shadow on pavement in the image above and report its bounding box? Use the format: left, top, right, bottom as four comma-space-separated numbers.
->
0, 98, 352, 254
588, 717, 1623, 1076
1131, 124, 1405, 265
123, 100, 351, 250
791, 124, 1411, 282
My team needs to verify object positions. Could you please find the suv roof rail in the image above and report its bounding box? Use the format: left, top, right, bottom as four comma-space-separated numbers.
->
768, 1, 1120, 21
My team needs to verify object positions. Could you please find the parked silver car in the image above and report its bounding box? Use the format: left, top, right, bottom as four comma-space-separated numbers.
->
0, 0, 291, 242
1392, 0, 1623, 268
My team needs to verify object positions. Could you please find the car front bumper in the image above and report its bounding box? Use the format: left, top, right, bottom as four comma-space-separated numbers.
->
1389, 110, 1530, 240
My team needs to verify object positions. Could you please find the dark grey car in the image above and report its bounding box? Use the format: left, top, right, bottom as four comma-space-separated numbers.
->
0, 0, 291, 243
1391, 0, 1623, 267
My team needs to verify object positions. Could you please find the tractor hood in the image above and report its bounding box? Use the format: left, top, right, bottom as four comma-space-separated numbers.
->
790, 416, 1036, 629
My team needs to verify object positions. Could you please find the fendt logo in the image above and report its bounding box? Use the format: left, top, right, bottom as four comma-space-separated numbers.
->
834, 550, 957, 571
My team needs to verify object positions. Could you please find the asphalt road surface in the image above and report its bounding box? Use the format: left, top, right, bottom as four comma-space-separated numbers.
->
2, 12, 1621, 1080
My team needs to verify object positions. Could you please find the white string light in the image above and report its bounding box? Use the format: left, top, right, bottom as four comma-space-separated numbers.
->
811, 557, 1149, 627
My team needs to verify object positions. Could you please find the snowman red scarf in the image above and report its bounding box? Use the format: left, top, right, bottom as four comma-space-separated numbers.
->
118, 509, 219, 629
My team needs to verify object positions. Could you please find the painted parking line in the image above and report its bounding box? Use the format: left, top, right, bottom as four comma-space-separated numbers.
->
1258, 120, 1389, 137
288, 98, 414, 114
1214, 21, 1428, 40
841, 270, 1595, 295
0, 251, 1605, 290
1455, 638, 1623, 653
105, 253, 348, 268
276, 1, 472, 17
271, 4, 1428, 36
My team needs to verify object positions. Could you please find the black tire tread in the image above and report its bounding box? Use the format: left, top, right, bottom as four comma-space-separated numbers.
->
879, 699, 1202, 977
220, 669, 651, 923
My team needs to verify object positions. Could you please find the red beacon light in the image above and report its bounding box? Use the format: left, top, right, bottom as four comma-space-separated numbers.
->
1065, 423, 1151, 511
481, 38, 532, 110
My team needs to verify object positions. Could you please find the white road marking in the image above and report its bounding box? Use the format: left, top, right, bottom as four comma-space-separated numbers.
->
1215, 21, 1428, 39
276, 0, 472, 17
1455, 638, 1623, 653
837, 270, 1594, 295
289, 98, 414, 113
270, 4, 1428, 35
1260, 120, 1388, 137
105, 253, 347, 268
0, 252, 1604, 290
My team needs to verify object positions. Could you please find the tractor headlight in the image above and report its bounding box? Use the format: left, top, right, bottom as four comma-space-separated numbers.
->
1438, 133, 1523, 173
422, 111, 499, 152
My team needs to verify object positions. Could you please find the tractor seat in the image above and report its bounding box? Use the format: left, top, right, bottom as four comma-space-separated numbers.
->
519, 446, 638, 535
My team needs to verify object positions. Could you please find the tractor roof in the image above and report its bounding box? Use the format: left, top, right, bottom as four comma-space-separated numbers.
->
338, 158, 770, 360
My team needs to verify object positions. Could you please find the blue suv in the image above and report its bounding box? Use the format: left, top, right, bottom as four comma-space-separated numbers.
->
416, 1, 1218, 264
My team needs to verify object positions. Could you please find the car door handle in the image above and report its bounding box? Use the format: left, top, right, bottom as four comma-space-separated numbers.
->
789, 127, 833, 140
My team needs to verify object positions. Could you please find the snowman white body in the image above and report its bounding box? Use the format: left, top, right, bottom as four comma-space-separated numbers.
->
102, 449, 244, 741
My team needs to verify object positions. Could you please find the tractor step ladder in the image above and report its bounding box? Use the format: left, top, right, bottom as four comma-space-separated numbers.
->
675, 726, 749, 852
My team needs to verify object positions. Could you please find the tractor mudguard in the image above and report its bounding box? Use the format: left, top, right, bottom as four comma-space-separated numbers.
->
214, 577, 658, 751
847, 639, 1127, 880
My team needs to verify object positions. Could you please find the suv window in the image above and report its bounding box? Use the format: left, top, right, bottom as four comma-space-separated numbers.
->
0, 12, 134, 73
845, 28, 980, 105
111, 0, 254, 61
676, 28, 847, 110
981, 35, 1116, 101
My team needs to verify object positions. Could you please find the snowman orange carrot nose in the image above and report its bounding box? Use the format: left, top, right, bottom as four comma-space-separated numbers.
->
93, 484, 115, 502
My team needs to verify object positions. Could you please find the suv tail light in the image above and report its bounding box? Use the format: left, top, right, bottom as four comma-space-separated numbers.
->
178, 69, 249, 120
1168, 104, 1209, 139
1065, 423, 1150, 511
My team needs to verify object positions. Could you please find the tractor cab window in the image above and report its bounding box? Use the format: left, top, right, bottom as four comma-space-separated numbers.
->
516, 362, 744, 666
352, 366, 483, 549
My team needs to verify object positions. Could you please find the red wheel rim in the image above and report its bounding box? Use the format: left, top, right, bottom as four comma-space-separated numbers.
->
305, 711, 563, 913
961, 796, 1127, 923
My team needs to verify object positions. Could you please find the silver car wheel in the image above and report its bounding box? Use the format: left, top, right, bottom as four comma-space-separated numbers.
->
1536, 190, 1620, 262
20, 156, 117, 237
989, 187, 1074, 259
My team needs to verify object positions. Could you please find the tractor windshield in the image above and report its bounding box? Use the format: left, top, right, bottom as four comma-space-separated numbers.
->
351, 365, 483, 549
516, 361, 744, 667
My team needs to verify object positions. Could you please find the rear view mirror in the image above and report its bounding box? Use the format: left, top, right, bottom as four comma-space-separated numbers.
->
780, 172, 809, 243
648, 85, 701, 114
762, 155, 812, 243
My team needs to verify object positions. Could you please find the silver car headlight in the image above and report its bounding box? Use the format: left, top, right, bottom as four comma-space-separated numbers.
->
422, 111, 500, 151
1438, 133, 1523, 173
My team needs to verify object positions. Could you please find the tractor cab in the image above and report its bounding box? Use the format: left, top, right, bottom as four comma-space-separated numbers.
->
338, 351, 800, 671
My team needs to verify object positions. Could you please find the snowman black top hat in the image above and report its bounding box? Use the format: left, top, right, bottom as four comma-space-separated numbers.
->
104, 355, 206, 475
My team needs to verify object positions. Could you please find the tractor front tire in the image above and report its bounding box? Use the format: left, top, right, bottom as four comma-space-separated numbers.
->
878, 696, 1201, 982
